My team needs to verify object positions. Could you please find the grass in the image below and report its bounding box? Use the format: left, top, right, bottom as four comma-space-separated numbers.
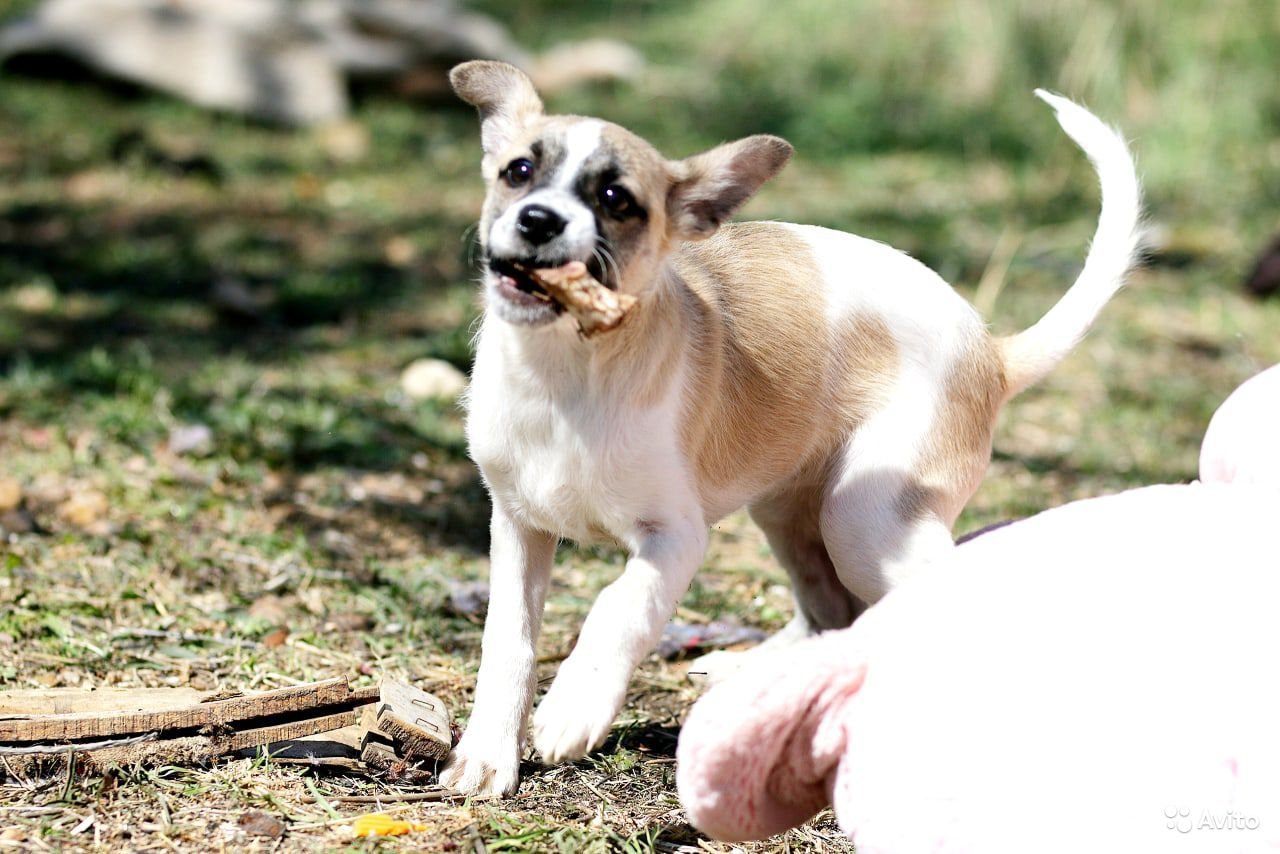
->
2, 0, 1279, 850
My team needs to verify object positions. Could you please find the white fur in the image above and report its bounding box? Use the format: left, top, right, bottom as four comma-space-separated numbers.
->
487, 120, 604, 264
466, 312, 692, 545
442, 93, 1143, 796
556, 120, 605, 190
1000, 90, 1144, 397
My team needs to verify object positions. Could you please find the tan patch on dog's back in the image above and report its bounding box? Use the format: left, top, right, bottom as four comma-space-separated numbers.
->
908, 334, 1008, 524
674, 223, 898, 506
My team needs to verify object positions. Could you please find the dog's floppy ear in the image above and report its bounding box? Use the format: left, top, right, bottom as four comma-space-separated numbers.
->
450, 61, 544, 165
667, 135, 793, 240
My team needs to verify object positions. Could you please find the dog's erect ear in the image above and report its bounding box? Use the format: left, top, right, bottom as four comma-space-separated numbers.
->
450, 61, 544, 163
667, 135, 793, 240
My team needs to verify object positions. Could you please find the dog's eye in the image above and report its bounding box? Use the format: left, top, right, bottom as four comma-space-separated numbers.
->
598, 183, 637, 218
502, 158, 535, 187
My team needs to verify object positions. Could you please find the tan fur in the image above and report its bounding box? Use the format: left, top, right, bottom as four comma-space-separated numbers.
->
910, 336, 1008, 523
673, 223, 898, 506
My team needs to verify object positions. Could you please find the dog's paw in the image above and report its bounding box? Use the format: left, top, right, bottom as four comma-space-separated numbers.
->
438, 733, 520, 796
531, 676, 621, 764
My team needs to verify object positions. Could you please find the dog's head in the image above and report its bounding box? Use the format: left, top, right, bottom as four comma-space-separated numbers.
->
450, 61, 793, 327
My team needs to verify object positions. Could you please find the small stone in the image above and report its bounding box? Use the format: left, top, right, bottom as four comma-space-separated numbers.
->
167, 423, 214, 457
0, 509, 36, 535
400, 358, 467, 401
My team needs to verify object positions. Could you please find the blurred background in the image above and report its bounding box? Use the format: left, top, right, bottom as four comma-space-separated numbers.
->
1, 0, 1279, 668
1, 0, 1278, 848
1, 0, 1278, 536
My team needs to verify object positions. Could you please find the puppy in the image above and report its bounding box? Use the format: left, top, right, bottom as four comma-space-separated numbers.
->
441, 60, 1142, 796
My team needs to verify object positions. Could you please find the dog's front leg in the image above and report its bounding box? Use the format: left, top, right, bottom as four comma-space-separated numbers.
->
439, 504, 556, 796
532, 519, 707, 763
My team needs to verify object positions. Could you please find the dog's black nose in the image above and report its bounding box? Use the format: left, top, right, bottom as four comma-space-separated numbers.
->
516, 204, 567, 245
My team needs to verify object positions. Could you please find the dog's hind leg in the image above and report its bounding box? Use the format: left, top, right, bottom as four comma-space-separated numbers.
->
692, 483, 863, 685
819, 454, 959, 608
818, 345, 996, 604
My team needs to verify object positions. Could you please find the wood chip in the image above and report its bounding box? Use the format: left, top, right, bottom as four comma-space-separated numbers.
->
374, 680, 451, 761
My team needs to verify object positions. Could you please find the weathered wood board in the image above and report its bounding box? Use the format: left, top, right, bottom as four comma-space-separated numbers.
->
0, 677, 450, 776
0, 679, 374, 742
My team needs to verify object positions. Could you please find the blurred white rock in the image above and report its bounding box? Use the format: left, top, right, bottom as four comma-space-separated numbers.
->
400, 358, 466, 401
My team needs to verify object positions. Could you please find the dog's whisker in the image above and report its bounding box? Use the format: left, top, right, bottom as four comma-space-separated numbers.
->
461, 221, 484, 271
594, 244, 623, 290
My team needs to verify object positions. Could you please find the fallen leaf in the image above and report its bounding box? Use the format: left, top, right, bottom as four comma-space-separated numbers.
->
0, 509, 35, 536
0, 478, 22, 512
654, 620, 766, 660
322, 612, 373, 632
237, 811, 286, 839
22, 427, 52, 450
447, 580, 489, 618
320, 120, 369, 164
352, 813, 430, 837
59, 490, 108, 528
262, 627, 290, 648
248, 594, 290, 625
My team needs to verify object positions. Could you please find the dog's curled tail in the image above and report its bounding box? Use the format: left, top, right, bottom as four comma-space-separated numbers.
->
999, 90, 1143, 401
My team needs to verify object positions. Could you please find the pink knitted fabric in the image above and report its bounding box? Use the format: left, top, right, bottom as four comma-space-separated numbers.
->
677, 366, 1280, 853
1200, 363, 1280, 486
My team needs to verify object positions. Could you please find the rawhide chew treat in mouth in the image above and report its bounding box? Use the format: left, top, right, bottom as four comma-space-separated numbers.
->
531, 261, 636, 336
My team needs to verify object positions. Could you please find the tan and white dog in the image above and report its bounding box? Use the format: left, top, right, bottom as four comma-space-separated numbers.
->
440, 60, 1142, 796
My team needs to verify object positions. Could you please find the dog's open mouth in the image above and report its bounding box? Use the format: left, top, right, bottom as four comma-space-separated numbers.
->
490, 258, 558, 305
490, 257, 612, 298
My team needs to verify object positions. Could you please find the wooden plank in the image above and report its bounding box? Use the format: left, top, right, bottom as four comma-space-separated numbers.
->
78, 708, 368, 769
0, 679, 375, 742
5, 706, 372, 774
0, 688, 205, 717
222, 709, 365, 752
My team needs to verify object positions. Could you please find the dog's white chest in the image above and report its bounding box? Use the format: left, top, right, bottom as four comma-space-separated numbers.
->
467, 341, 684, 545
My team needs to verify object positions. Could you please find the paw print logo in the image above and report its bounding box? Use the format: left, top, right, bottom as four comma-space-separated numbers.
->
1165, 806, 1193, 834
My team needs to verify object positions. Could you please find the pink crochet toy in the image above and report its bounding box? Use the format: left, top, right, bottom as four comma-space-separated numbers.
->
677, 364, 1280, 852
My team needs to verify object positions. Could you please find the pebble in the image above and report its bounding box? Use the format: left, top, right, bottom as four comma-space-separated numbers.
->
400, 358, 467, 401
